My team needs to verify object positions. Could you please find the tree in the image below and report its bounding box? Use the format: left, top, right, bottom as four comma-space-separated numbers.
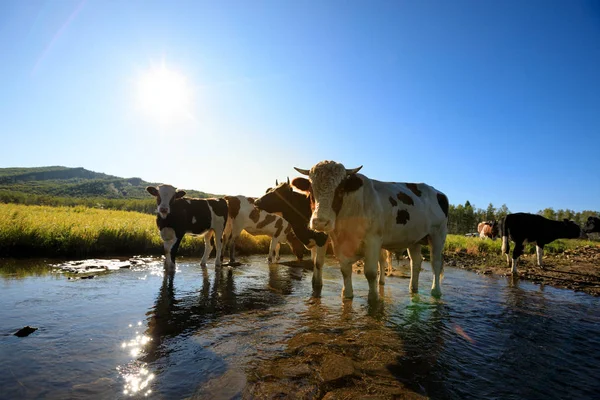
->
540, 208, 556, 220
485, 203, 496, 221
496, 204, 510, 221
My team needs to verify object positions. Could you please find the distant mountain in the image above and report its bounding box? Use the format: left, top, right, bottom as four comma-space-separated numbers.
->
0, 166, 216, 199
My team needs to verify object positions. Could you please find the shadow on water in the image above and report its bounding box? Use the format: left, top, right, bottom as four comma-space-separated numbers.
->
387, 296, 449, 397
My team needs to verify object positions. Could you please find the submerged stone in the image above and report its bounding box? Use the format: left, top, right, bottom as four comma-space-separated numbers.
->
14, 326, 38, 337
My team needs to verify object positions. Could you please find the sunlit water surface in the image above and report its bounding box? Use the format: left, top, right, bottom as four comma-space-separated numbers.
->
1, 256, 599, 399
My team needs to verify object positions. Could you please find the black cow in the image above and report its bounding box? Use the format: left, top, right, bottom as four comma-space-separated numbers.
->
501, 212, 585, 274
254, 179, 329, 293
583, 216, 600, 234
146, 184, 228, 269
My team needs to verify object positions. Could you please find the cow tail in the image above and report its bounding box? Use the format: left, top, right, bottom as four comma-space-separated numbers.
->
501, 217, 509, 255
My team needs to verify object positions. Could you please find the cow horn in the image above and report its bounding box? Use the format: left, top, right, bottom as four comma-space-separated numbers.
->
275, 179, 279, 186
287, 176, 290, 184
346, 165, 363, 175
294, 167, 310, 175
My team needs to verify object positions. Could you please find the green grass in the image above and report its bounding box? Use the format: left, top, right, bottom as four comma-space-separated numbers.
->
0, 203, 274, 258
443, 234, 595, 256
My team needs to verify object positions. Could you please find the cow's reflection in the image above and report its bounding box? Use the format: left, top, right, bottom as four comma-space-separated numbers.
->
142, 263, 295, 363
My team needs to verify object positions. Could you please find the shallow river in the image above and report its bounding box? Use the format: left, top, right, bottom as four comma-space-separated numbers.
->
1, 256, 599, 399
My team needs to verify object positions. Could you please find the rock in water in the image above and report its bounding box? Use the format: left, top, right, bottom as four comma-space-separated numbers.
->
15, 326, 38, 337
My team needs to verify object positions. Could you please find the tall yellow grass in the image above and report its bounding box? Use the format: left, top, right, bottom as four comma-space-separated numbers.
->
0, 204, 272, 258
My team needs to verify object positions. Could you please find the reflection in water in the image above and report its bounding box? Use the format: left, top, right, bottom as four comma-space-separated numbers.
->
388, 298, 449, 397
117, 322, 154, 397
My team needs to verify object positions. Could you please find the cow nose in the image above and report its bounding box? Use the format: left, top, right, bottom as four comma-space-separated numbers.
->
311, 217, 330, 231
159, 207, 168, 214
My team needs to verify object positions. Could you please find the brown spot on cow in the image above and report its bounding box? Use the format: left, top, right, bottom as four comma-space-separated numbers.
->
257, 214, 277, 229
249, 207, 261, 223
437, 193, 449, 217
396, 209, 410, 225
406, 183, 422, 197
389, 196, 397, 207
224, 196, 241, 219
247, 197, 255, 204
396, 192, 414, 206
274, 218, 284, 237
284, 224, 293, 234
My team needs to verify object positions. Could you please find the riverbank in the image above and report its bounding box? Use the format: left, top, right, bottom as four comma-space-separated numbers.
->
444, 245, 600, 297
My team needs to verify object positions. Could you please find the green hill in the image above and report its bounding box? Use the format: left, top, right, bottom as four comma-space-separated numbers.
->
0, 166, 215, 199
0, 166, 218, 213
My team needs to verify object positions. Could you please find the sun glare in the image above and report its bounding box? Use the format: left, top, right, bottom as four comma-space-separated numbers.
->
136, 64, 194, 123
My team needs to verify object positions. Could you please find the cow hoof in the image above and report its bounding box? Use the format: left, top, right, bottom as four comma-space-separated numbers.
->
200, 262, 207, 267
342, 291, 354, 300
430, 288, 442, 298
267, 257, 273, 263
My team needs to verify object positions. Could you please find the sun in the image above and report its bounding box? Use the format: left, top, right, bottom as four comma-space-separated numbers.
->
136, 63, 194, 123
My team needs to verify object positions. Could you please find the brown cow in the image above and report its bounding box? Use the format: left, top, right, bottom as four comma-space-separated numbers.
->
477, 220, 499, 240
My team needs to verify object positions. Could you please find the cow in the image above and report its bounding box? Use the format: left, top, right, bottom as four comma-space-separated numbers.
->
292, 160, 449, 301
254, 179, 391, 296
477, 220, 499, 240
146, 184, 228, 269
501, 212, 586, 274
222, 195, 305, 264
583, 216, 600, 234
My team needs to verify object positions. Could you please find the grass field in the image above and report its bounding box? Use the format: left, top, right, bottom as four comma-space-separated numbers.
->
0, 203, 596, 259
0, 203, 271, 258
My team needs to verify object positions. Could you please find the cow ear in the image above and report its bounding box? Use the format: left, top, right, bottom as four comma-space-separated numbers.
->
343, 174, 363, 193
175, 190, 186, 199
291, 177, 311, 192
146, 186, 158, 196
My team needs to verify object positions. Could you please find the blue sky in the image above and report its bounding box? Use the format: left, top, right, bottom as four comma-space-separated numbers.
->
1, 0, 599, 213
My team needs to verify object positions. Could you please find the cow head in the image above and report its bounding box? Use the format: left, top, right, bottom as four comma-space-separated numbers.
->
254, 178, 297, 214
583, 216, 600, 234
146, 184, 186, 219
491, 220, 499, 239
293, 160, 363, 232
561, 219, 588, 239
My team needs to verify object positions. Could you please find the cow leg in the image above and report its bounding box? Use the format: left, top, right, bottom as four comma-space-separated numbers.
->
502, 235, 511, 267
267, 237, 277, 263
429, 234, 445, 298
364, 241, 382, 302
340, 258, 354, 299
160, 228, 178, 269
511, 241, 524, 274
228, 234, 237, 264
275, 242, 281, 262
202, 230, 214, 267
407, 244, 422, 294
536, 245, 544, 268
311, 245, 326, 297
213, 227, 224, 267
378, 249, 389, 285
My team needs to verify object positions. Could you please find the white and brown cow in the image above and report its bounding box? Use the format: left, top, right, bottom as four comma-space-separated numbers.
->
146, 184, 228, 269
222, 195, 305, 264
254, 179, 391, 296
501, 212, 586, 274
477, 220, 499, 240
293, 160, 449, 301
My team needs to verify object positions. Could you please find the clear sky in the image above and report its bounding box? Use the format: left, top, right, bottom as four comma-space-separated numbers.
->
1, 0, 599, 213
